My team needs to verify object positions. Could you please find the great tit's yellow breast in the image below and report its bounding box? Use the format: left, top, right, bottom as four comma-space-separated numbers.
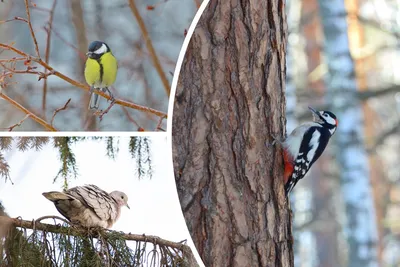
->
84, 58, 101, 87
100, 52, 118, 87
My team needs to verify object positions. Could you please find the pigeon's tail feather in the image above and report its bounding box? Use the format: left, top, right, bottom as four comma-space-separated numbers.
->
42, 192, 70, 201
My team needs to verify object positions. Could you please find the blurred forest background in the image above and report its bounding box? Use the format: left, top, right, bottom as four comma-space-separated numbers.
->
0, 0, 199, 131
286, 0, 400, 266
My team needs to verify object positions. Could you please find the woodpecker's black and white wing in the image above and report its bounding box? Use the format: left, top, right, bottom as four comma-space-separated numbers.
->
284, 126, 332, 195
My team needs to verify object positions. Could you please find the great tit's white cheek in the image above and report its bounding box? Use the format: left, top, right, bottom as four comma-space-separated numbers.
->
94, 43, 107, 55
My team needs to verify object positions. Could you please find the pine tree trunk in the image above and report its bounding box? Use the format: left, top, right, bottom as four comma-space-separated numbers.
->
318, 0, 379, 266
172, 1, 293, 266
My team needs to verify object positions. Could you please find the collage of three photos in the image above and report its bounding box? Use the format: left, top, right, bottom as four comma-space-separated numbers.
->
0, 0, 399, 267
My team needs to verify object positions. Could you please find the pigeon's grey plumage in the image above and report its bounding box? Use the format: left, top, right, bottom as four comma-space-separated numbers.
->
42, 184, 129, 228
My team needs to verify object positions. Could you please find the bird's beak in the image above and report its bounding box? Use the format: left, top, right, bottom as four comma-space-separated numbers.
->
126, 203, 130, 209
86, 52, 93, 58
308, 106, 318, 115
308, 106, 322, 121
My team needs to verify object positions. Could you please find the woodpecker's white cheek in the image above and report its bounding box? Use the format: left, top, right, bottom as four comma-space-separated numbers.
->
325, 116, 336, 126
94, 43, 107, 54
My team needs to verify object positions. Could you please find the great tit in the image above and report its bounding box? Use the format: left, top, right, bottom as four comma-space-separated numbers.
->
84, 41, 118, 110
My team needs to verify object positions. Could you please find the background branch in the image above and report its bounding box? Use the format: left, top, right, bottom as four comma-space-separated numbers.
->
0, 92, 57, 131
128, 0, 170, 97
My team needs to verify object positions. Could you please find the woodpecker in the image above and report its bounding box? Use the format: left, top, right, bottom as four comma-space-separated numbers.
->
280, 106, 338, 196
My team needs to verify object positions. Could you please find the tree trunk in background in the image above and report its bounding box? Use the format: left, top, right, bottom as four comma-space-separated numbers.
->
301, 0, 340, 266
69, 0, 95, 130
172, 0, 293, 266
318, 0, 379, 266
345, 0, 384, 263
285, 0, 303, 265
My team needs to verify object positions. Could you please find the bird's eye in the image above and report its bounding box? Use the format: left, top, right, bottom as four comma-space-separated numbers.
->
121, 196, 124, 199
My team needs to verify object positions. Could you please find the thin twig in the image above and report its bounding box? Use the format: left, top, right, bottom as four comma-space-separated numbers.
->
1, 114, 30, 131
128, 0, 170, 97
24, 0, 41, 58
51, 98, 71, 126
155, 116, 166, 131
50, 27, 86, 60
0, 92, 57, 131
0, 16, 28, 24
98, 100, 116, 121
121, 106, 141, 128
42, 0, 57, 116
35, 215, 71, 226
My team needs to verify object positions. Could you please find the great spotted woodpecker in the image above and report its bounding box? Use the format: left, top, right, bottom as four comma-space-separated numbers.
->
281, 106, 338, 196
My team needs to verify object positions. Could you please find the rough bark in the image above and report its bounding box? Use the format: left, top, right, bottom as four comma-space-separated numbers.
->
318, 0, 379, 266
172, 0, 293, 266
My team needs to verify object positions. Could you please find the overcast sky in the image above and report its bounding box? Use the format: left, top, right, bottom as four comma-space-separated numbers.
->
0, 136, 204, 266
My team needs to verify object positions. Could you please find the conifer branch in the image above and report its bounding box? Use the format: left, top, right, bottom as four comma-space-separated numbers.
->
0, 215, 198, 267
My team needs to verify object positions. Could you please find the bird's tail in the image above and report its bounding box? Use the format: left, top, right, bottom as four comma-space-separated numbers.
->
42, 191, 70, 201
88, 90, 100, 110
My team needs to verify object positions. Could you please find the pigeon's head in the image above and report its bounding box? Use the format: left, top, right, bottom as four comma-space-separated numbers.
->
110, 191, 130, 209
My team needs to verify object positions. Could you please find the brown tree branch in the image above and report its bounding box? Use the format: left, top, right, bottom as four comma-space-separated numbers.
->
0, 92, 57, 131
42, 0, 57, 116
128, 0, 170, 97
24, 0, 41, 58
0, 43, 167, 119
370, 120, 400, 150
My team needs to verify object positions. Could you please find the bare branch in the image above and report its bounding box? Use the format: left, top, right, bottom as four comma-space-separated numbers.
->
370, 120, 400, 150
128, 0, 170, 97
24, 0, 41, 58
156, 116, 167, 132
0, 43, 167, 119
99, 100, 116, 121
1, 114, 30, 131
42, 0, 57, 115
51, 98, 71, 126
0, 92, 57, 131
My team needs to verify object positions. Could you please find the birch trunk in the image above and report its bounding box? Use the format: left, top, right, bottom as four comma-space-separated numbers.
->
318, 0, 379, 266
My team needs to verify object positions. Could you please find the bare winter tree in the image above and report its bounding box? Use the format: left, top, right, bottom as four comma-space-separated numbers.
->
318, 0, 379, 266
172, 1, 293, 266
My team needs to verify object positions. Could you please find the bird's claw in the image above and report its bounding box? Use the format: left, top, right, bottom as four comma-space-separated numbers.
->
269, 134, 284, 147
102, 87, 114, 103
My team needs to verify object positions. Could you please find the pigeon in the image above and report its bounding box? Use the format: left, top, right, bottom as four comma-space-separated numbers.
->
42, 184, 130, 228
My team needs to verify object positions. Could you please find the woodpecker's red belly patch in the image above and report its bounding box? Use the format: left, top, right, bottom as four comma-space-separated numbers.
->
283, 149, 294, 184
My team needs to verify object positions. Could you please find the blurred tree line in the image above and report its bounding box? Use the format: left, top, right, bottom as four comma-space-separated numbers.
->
286, 0, 400, 266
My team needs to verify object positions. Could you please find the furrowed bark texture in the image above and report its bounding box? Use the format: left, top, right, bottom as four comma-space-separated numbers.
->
172, 1, 293, 266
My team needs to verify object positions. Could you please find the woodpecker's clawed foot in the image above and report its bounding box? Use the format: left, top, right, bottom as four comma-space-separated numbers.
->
89, 85, 95, 94
269, 134, 284, 147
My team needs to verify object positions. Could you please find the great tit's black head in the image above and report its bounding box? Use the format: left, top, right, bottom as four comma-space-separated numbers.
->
86, 41, 110, 59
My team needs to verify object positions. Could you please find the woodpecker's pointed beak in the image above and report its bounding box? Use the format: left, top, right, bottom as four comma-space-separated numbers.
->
308, 106, 322, 122
86, 52, 93, 58
308, 106, 318, 115
126, 203, 130, 209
